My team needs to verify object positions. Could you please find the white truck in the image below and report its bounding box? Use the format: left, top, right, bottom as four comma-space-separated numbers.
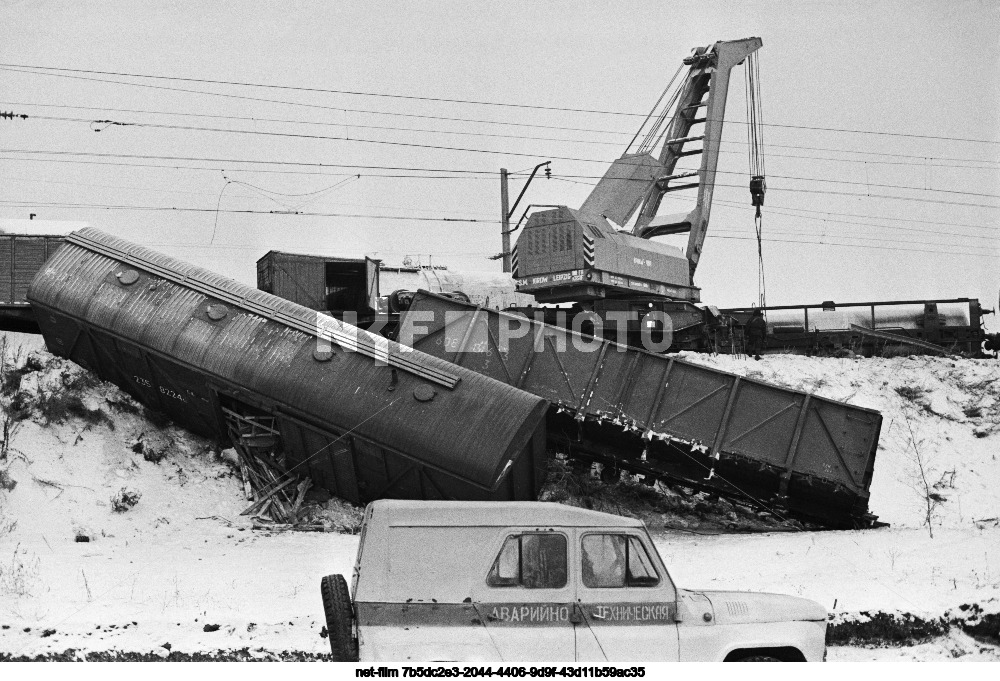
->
320, 500, 827, 662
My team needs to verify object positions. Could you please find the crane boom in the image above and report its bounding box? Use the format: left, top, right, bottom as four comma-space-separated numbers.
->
513, 38, 761, 304
580, 37, 762, 277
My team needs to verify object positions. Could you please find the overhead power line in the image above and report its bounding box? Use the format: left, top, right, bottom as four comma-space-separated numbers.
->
6, 171, 993, 245
556, 170, 1000, 232
710, 224, 994, 251
12, 114, 1000, 204
0, 154, 497, 180
4, 63, 1000, 144
4, 199, 995, 259
0, 148, 498, 174
5, 99, 999, 169
7, 146, 1000, 219
705, 233, 994, 259
8, 153, 1000, 234
0, 199, 494, 223
712, 201, 997, 241
1, 175, 497, 218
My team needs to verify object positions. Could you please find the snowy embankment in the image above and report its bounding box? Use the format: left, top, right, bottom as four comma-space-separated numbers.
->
1, 333, 998, 660
677, 351, 1000, 659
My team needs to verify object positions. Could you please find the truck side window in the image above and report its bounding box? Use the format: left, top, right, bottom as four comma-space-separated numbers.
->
487, 533, 567, 589
582, 535, 659, 588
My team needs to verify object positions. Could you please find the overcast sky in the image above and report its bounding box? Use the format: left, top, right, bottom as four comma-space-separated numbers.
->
1, 0, 997, 328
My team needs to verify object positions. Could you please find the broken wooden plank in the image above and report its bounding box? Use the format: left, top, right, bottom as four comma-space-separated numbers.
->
291, 478, 313, 520
239, 476, 297, 516
238, 458, 253, 500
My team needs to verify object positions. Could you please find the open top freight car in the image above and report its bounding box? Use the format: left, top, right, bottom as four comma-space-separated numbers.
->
399, 290, 884, 528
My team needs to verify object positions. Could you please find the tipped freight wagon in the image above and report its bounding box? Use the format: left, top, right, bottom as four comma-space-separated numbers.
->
28, 229, 549, 504
398, 290, 884, 528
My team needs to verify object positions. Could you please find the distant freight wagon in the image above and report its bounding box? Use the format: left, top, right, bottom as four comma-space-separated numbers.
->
0, 232, 67, 332
724, 298, 997, 357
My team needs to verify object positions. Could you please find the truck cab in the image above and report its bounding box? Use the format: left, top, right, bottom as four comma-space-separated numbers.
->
320, 500, 826, 662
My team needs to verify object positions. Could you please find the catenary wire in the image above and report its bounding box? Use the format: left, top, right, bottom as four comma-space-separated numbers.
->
12, 115, 1000, 203
3, 199, 994, 258
5, 99, 999, 169
4, 62, 1000, 144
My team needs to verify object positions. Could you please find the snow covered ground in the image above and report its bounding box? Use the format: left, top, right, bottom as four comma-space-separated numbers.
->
1, 333, 998, 661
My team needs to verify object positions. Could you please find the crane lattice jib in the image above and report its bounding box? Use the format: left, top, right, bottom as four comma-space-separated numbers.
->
579, 37, 762, 280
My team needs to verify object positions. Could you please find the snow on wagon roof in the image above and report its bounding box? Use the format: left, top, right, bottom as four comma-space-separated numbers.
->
370, 499, 645, 528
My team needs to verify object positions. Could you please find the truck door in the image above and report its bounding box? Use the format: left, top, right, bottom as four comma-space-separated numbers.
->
574, 532, 680, 662
473, 531, 578, 661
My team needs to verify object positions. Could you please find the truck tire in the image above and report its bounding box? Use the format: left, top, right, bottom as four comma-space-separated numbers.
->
739, 655, 781, 661
321, 574, 358, 661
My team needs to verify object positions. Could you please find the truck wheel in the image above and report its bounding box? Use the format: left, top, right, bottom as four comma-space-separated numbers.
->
321, 574, 358, 661
739, 655, 781, 661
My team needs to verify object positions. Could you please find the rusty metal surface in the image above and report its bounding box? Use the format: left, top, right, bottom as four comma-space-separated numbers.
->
400, 291, 883, 527
27, 229, 550, 504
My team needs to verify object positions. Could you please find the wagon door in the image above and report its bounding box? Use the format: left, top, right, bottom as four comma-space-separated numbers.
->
574, 532, 680, 662
472, 531, 578, 661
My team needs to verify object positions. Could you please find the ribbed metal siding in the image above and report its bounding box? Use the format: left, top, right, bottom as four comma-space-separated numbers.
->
400, 291, 884, 527
0, 238, 13, 303
0, 236, 65, 304
28, 229, 550, 502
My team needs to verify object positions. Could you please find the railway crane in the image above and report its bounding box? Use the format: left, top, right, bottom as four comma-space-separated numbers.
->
511, 37, 764, 350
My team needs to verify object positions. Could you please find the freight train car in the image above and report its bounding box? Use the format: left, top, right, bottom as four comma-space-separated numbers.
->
399, 290, 884, 528
724, 298, 996, 357
256, 250, 380, 323
28, 229, 550, 505
0, 220, 76, 332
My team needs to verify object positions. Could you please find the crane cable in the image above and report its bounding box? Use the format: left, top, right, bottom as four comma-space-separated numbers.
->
745, 51, 767, 311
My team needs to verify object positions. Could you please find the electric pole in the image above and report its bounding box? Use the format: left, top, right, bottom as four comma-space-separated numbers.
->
500, 168, 511, 273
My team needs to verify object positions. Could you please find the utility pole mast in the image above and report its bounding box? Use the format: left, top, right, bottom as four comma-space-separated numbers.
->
500, 168, 511, 273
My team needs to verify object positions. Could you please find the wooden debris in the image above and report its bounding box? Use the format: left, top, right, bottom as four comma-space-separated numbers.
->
239, 476, 297, 516
291, 478, 312, 516
252, 521, 333, 533
238, 458, 253, 500
225, 408, 328, 531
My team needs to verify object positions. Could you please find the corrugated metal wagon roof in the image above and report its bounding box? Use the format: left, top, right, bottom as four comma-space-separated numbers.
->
28, 228, 551, 502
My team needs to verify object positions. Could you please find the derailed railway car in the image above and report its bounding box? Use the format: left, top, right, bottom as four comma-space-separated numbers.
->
27, 229, 549, 504
399, 291, 884, 528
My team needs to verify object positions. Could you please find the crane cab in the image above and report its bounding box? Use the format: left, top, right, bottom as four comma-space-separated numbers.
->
512, 206, 697, 304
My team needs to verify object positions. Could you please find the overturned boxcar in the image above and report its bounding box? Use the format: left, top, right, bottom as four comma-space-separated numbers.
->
28, 229, 549, 504
399, 291, 884, 528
